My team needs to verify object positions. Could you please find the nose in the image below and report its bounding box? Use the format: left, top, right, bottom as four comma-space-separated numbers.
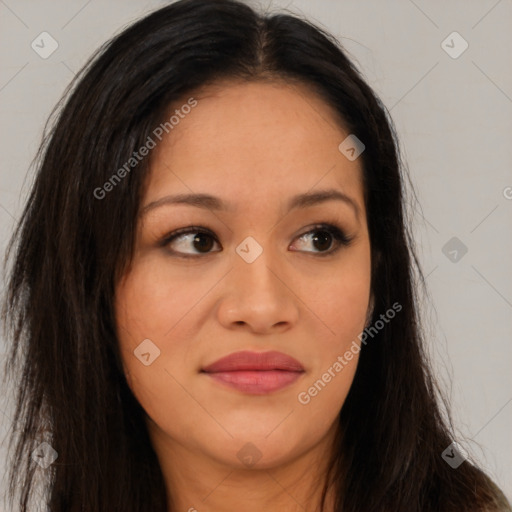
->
216, 246, 300, 334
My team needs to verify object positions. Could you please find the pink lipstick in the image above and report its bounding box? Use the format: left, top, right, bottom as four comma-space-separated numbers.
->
201, 350, 305, 394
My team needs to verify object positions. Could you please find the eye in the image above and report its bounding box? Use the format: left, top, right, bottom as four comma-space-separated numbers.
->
160, 222, 353, 258
161, 227, 221, 257
289, 223, 353, 255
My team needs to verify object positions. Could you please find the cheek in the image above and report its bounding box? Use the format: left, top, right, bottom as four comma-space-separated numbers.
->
115, 266, 169, 401
295, 256, 370, 408
115, 257, 206, 340
316, 277, 370, 329
301, 253, 372, 346
114, 260, 210, 422
294, 277, 367, 429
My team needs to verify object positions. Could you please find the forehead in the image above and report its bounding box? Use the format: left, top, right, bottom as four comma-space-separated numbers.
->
144, 79, 365, 216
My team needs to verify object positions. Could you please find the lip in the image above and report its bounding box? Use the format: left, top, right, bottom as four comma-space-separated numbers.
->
201, 350, 305, 395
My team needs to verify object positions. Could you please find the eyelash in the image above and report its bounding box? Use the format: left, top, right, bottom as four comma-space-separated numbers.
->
159, 222, 354, 259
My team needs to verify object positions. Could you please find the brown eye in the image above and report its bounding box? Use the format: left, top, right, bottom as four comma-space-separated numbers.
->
161, 228, 221, 257
191, 233, 215, 253
290, 224, 353, 255
311, 230, 334, 252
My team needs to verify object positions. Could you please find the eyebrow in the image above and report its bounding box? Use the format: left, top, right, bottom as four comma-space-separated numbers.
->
141, 188, 360, 220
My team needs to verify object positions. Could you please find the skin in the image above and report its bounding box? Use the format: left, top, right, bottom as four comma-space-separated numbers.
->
115, 79, 373, 512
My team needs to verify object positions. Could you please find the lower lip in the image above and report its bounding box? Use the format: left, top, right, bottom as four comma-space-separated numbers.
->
203, 370, 304, 394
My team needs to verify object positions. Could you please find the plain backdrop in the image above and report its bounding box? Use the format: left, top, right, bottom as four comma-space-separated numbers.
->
1, 0, 511, 507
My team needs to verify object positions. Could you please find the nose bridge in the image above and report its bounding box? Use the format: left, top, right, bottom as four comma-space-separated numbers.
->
233, 237, 284, 298
216, 236, 299, 332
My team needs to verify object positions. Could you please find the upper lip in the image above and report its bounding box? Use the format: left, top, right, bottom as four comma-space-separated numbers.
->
201, 350, 305, 373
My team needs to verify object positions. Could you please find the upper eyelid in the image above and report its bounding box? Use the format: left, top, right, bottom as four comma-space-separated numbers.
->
165, 223, 346, 241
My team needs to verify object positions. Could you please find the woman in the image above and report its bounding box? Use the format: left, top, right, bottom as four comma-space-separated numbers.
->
2, 0, 510, 510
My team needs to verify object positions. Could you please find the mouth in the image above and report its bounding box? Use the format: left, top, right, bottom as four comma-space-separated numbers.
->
200, 350, 305, 395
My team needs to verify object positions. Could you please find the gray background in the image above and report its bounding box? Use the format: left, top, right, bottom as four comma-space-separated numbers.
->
1, 0, 511, 507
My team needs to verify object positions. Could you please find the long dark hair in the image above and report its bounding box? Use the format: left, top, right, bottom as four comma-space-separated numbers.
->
2, 0, 510, 510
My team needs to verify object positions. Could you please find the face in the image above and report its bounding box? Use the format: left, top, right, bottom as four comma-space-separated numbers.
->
115, 80, 372, 472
